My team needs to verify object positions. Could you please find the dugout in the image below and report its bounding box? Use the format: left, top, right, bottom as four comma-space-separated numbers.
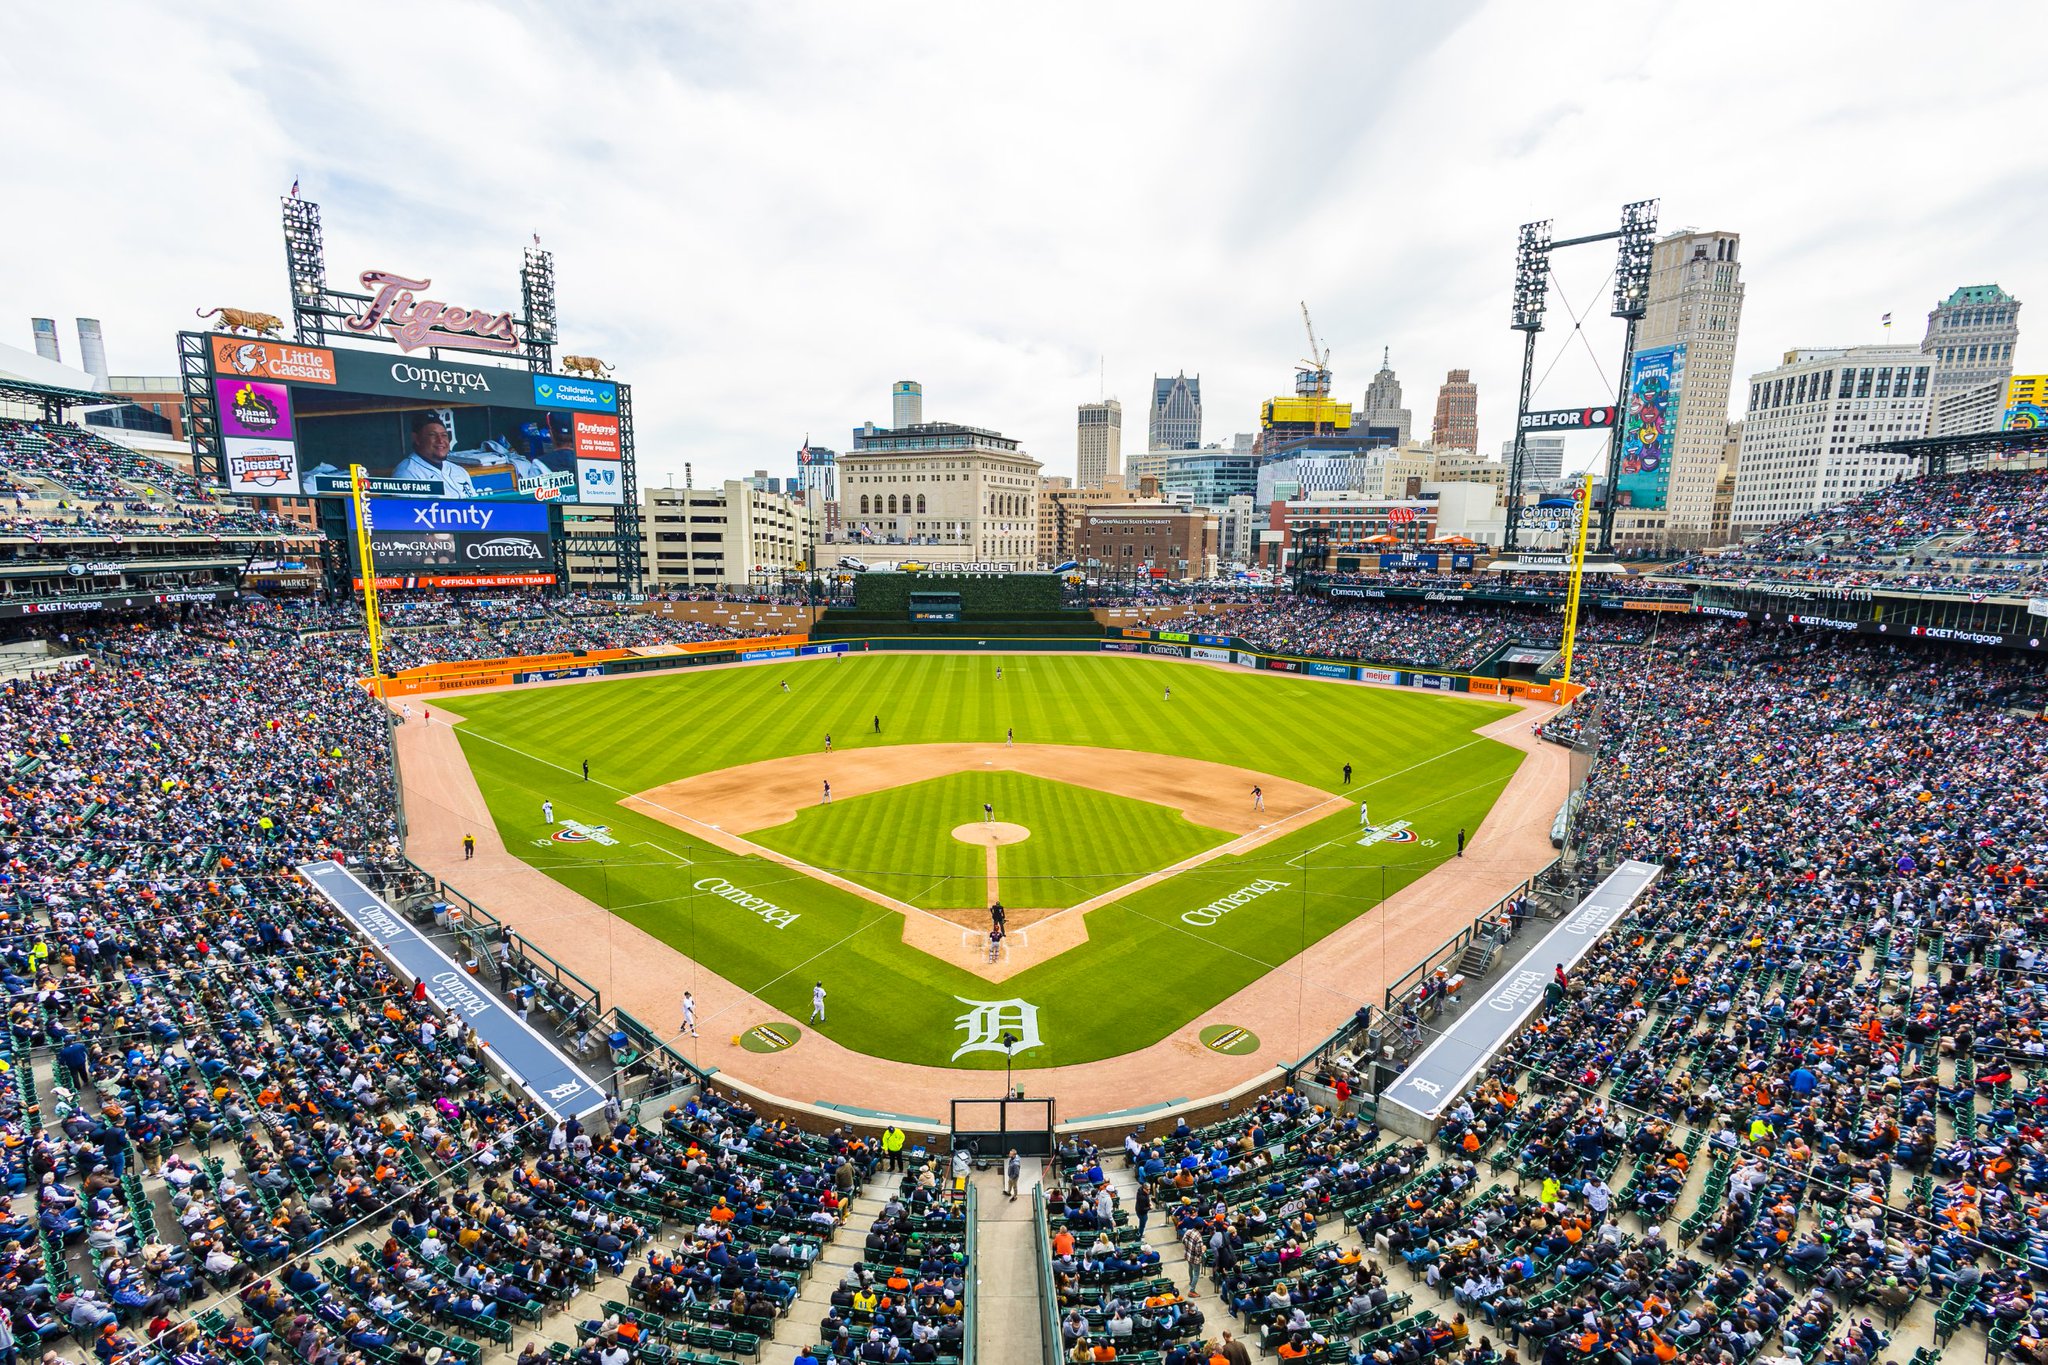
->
1375, 859, 1662, 1139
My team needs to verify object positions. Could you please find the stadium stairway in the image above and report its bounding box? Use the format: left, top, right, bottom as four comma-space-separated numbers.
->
777, 1174, 893, 1348
1102, 1164, 1237, 1349
969, 1160, 1048, 1363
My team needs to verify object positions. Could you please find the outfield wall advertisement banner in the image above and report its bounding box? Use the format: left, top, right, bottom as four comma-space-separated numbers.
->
1357, 666, 1404, 685
1305, 661, 1350, 679
515, 665, 604, 684
353, 572, 556, 590
1191, 646, 1232, 663
1615, 344, 1685, 510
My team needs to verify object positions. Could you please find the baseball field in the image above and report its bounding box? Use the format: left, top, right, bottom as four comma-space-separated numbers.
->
446, 652, 1525, 1070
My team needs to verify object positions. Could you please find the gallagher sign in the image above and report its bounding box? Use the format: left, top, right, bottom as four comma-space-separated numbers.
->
1520, 406, 1617, 433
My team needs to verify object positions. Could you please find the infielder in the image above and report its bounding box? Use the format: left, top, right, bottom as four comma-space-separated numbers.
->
810, 981, 827, 1023
681, 991, 698, 1037
542, 799, 555, 825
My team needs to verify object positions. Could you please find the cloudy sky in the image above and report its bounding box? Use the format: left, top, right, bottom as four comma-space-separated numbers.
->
2, 1, 2042, 486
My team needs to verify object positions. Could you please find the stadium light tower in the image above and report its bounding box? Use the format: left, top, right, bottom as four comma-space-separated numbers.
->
1504, 220, 1552, 551
1597, 198, 1659, 552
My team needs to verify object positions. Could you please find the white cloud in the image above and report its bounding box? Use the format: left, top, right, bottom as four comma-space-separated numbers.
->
1, 0, 2042, 487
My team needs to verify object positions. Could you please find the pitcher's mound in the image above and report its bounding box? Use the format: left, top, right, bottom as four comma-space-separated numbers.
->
953, 822, 1031, 846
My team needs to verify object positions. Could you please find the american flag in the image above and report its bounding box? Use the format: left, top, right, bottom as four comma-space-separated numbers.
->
289, 178, 300, 198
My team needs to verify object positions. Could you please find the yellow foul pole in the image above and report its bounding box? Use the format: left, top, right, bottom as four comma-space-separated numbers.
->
349, 464, 386, 686
1558, 472, 1595, 687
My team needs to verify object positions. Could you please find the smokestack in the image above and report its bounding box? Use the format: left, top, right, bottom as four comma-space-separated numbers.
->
75, 319, 109, 389
30, 319, 60, 363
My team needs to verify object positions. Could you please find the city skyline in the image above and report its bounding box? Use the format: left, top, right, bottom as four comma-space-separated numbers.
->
0, 2, 2042, 488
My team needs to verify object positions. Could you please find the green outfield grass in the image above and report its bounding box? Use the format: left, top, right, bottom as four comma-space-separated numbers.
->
750, 770, 1232, 910
446, 652, 1525, 1072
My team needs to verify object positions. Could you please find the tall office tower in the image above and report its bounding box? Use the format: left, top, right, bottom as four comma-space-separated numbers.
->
1921, 285, 2021, 410
1430, 370, 1478, 452
1499, 435, 1566, 482
892, 380, 924, 428
1361, 349, 1412, 446
1149, 372, 1202, 450
1617, 229, 1745, 547
1076, 398, 1121, 489
1731, 346, 1932, 530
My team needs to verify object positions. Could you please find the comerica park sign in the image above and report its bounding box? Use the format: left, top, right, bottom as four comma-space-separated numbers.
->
1520, 406, 1617, 432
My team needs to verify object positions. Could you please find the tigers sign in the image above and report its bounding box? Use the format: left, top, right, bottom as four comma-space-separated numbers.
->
344, 270, 521, 354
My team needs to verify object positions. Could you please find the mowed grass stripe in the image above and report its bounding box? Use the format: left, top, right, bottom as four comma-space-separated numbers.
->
751, 772, 1229, 911
451, 653, 1521, 1068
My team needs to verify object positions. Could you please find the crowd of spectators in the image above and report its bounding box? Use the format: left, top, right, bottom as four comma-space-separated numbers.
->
0, 598, 906, 1365
3, 560, 2047, 1365
225, 593, 775, 671
1662, 468, 2048, 597
0, 421, 303, 541
1138, 600, 1652, 671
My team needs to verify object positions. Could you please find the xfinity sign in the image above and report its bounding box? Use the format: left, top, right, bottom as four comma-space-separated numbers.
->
360, 498, 549, 535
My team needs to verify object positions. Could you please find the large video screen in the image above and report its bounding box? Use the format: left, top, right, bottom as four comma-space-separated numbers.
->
209, 337, 624, 505
350, 497, 556, 588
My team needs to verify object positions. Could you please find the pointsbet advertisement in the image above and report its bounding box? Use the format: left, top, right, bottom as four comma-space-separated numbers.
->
1614, 344, 1685, 511
209, 338, 621, 504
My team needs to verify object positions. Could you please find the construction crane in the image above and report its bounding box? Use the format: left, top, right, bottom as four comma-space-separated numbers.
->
1296, 301, 1333, 400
